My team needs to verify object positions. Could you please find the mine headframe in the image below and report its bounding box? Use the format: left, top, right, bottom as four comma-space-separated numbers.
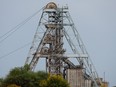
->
25, 2, 102, 87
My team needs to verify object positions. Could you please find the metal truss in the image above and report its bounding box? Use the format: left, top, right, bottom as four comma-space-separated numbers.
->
25, 2, 101, 87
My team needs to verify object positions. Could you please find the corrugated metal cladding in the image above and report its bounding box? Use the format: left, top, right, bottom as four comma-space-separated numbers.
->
85, 80, 92, 87
66, 69, 92, 87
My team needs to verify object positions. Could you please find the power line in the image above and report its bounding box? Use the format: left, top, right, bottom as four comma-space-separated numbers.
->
0, 42, 31, 60
0, 7, 44, 44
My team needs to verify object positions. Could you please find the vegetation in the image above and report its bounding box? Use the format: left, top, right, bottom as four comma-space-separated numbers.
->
0, 65, 70, 87
0, 78, 4, 87
40, 75, 70, 87
1, 65, 48, 87
7, 84, 21, 87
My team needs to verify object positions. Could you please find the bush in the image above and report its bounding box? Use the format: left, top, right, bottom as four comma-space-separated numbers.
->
7, 84, 21, 87
40, 75, 70, 87
2, 65, 48, 87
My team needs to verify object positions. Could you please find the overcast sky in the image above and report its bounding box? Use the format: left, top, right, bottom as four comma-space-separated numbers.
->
0, 0, 116, 87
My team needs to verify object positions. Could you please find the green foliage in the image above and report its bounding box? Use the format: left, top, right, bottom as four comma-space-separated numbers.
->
40, 75, 70, 87
39, 80, 47, 87
2, 65, 48, 87
0, 78, 4, 87
7, 84, 21, 87
1, 65, 70, 87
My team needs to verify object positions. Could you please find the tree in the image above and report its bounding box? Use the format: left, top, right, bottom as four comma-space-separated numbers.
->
2, 65, 48, 87
1, 65, 70, 87
7, 84, 21, 87
40, 75, 70, 87
0, 78, 4, 87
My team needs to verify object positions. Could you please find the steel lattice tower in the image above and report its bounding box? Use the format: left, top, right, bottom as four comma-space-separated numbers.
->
25, 2, 102, 87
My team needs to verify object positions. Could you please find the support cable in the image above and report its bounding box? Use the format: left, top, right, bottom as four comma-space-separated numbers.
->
0, 42, 31, 60
0, 7, 44, 44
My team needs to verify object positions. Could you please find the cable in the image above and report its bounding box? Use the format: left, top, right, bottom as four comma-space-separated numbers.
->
0, 7, 44, 44
0, 42, 31, 60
